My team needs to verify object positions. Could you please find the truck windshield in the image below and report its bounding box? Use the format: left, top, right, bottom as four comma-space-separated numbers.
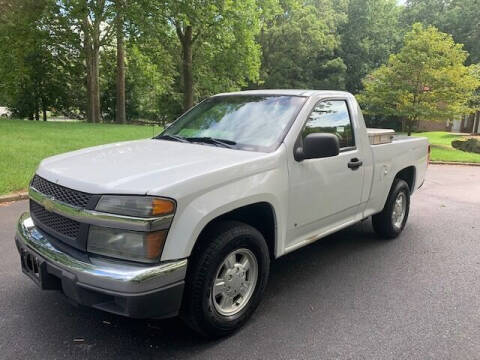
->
160, 95, 307, 152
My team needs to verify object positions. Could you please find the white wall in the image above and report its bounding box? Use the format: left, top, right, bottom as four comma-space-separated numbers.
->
451, 118, 461, 133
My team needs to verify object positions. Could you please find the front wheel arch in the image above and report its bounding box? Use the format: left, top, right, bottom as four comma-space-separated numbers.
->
190, 202, 277, 261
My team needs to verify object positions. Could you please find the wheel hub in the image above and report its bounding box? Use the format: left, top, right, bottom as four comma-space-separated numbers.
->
225, 266, 247, 294
392, 192, 406, 230
211, 249, 258, 316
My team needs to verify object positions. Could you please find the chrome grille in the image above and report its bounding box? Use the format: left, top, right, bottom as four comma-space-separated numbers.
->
30, 200, 80, 240
31, 175, 92, 208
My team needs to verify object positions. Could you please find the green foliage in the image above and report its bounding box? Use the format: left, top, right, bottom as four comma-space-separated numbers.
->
160, 0, 262, 97
100, 32, 177, 123
340, 0, 403, 93
359, 24, 480, 135
412, 132, 480, 163
0, 0, 83, 119
1, 0, 480, 126
258, 0, 348, 89
403, 0, 480, 64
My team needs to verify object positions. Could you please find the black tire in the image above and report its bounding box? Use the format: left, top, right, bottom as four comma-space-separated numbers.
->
181, 220, 270, 338
372, 179, 410, 239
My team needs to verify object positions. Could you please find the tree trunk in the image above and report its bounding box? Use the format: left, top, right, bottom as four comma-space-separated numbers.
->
85, 56, 93, 123
34, 96, 40, 121
460, 115, 466, 133
473, 110, 480, 134
93, 48, 101, 122
407, 116, 415, 136
85, 49, 101, 123
182, 26, 194, 112
83, 17, 101, 124
115, 0, 126, 124
42, 99, 47, 121
84, 23, 95, 123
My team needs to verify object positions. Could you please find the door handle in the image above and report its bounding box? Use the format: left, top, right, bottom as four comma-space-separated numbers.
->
348, 158, 363, 170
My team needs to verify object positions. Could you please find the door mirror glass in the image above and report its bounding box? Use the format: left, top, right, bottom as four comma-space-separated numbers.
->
295, 133, 340, 161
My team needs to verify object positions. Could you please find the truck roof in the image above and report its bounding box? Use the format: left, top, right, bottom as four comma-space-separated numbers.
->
213, 89, 353, 98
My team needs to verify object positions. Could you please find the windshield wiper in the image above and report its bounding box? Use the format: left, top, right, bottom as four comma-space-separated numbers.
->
155, 134, 189, 143
186, 137, 236, 149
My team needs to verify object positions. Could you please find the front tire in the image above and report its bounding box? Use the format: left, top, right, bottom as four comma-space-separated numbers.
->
372, 179, 410, 239
181, 221, 270, 338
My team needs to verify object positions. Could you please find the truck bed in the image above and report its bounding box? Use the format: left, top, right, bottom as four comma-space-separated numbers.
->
362, 135, 429, 219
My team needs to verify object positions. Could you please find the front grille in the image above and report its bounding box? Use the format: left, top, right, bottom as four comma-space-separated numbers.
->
30, 200, 80, 240
31, 175, 93, 208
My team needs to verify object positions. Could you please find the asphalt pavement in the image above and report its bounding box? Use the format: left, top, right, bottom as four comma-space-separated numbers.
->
0, 164, 479, 359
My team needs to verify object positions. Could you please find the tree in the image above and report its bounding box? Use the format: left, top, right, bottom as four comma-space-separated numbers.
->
465, 64, 480, 133
100, 6, 177, 124
151, 0, 262, 111
402, 0, 480, 131
115, 0, 126, 123
402, 0, 480, 64
340, 0, 402, 93
53, 0, 116, 123
258, 0, 348, 90
358, 24, 480, 135
0, 0, 80, 120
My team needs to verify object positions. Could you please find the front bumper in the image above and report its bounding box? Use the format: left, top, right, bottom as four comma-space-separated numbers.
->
15, 212, 187, 319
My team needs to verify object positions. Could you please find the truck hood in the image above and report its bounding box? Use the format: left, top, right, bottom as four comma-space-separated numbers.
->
36, 139, 276, 196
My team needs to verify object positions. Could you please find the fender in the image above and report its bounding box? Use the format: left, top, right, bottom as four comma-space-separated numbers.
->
160, 152, 290, 261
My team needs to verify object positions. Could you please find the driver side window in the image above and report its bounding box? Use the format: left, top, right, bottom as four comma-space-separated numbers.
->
303, 100, 355, 149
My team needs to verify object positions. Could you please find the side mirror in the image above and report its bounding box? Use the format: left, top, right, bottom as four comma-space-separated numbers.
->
294, 133, 340, 162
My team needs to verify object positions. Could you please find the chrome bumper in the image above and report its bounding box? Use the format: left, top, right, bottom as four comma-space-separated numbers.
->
15, 212, 187, 294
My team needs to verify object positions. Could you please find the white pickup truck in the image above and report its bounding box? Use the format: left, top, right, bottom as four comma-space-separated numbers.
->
15, 90, 428, 337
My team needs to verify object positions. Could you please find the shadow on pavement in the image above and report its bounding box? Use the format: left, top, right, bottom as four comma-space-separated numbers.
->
16, 219, 386, 358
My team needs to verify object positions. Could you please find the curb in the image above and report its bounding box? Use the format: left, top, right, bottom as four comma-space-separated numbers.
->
429, 161, 480, 166
0, 192, 28, 204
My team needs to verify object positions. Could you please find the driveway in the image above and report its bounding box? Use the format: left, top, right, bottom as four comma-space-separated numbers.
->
0, 164, 479, 359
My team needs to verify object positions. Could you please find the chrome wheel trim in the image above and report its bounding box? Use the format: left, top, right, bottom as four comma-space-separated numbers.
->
211, 248, 258, 316
392, 192, 406, 230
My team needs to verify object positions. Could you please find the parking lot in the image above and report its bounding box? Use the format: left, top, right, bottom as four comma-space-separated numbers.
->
1, 164, 479, 359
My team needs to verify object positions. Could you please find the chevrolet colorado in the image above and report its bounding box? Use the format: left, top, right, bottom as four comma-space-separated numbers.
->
15, 90, 428, 337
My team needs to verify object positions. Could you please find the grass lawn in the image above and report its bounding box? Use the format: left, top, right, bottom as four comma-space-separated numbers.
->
412, 131, 480, 163
1, 121, 478, 196
0, 119, 161, 196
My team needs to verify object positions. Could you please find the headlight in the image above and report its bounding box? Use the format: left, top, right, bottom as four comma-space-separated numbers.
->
95, 195, 175, 218
89, 195, 176, 263
88, 226, 168, 263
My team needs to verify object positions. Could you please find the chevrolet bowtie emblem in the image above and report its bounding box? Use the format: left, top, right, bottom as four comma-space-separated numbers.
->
43, 197, 56, 212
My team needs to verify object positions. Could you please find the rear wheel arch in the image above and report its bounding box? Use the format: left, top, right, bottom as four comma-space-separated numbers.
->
394, 166, 416, 193
373, 178, 410, 239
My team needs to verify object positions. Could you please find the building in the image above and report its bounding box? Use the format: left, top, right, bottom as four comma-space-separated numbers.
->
417, 112, 480, 134
450, 114, 480, 134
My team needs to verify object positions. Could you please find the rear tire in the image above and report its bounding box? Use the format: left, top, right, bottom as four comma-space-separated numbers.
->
372, 179, 410, 239
181, 221, 270, 338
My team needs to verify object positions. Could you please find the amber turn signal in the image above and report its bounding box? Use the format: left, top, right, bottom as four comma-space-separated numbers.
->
145, 230, 168, 259
152, 198, 176, 216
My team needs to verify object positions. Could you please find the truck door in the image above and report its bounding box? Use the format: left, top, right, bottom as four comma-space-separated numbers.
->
287, 98, 365, 247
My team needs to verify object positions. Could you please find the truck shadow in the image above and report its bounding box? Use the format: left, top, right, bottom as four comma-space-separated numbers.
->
20, 219, 392, 358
